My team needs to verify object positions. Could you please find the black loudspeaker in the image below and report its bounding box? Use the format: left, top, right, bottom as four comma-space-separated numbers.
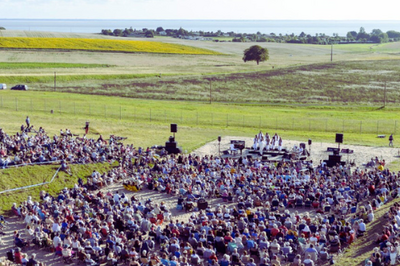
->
308, 139, 312, 145
329, 154, 342, 163
165, 141, 177, 150
197, 198, 208, 210
171, 124, 177, 133
335, 133, 343, 143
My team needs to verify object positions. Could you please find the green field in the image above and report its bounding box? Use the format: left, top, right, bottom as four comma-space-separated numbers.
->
0, 163, 115, 213
0, 91, 399, 148
0, 62, 113, 69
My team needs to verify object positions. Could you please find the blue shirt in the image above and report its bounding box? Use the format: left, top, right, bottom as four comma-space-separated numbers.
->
161, 258, 170, 266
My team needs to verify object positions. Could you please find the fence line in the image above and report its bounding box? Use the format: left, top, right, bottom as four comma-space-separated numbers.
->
0, 96, 397, 136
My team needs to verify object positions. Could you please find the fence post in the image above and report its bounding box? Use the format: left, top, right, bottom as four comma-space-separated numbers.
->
325, 119, 327, 132
377, 120, 379, 135
15, 98, 18, 111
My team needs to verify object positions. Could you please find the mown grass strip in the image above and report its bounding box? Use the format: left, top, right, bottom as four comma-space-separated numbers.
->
0, 73, 181, 84
0, 37, 222, 55
0, 162, 115, 214
0, 62, 114, 69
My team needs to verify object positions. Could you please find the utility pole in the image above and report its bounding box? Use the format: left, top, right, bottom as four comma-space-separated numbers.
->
209, 79, 212, 104
54, 72, 56, 92
384, 80, 387, 107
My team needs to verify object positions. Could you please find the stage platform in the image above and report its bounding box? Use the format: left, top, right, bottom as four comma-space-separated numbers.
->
221, 147, 308, 162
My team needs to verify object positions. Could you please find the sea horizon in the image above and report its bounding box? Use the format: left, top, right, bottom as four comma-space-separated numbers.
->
1, 19, 400, 36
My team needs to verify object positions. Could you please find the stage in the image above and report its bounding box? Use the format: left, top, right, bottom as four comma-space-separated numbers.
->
220, 143, 309, 162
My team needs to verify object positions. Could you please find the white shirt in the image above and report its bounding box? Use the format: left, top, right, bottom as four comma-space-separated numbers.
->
52, 222, 61, 232
359, 222, 366, 232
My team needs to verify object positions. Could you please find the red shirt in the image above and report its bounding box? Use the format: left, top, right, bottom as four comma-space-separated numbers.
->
271, 228, 280, 236
348, 233, 355, 244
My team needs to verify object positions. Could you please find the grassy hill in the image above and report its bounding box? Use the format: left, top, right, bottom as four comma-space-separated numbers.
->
0, 163, 115, 213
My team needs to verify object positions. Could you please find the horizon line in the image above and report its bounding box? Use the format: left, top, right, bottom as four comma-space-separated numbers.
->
1, 18, 400, 21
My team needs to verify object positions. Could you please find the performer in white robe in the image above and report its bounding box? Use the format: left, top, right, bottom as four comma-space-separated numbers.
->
259, 136, 266, 155
265, 133, 271, 150
257, 130, 263, 139
278, 137, 283, 151
252, 135, 258, 150
272, 133, 279, 150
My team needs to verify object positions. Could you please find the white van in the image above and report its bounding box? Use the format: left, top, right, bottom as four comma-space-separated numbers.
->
0, 84, 6, 90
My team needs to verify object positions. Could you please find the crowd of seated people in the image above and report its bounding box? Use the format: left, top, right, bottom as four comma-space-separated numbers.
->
3, 124, 400, 265
0, 126, 136, 169
363, 200, 400, 266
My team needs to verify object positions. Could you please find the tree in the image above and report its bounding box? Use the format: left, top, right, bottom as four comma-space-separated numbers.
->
156, 27, 164, 33
387, 30, 400, 39
113, 29, 123, 36
371, 29, 383, 36
145, 30, 154, 38
243, 45, 269, 65
347, 31, 357, 39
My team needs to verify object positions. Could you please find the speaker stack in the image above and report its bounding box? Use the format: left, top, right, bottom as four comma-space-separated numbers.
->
335, 133, 343, 144
165, 124, 181, 154
324, 133, 345, 167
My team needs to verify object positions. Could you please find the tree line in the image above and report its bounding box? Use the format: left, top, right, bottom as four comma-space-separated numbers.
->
101, 26, 400, 44
101, 27, 193, 38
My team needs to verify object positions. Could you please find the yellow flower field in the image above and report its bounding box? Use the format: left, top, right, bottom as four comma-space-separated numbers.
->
0, 37, 221, 55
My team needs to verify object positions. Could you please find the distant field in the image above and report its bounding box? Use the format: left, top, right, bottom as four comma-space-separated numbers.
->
0, 37, 222, 55
0, 31, 400, 106
2, 60, 399, 105
0, 62, 113, 69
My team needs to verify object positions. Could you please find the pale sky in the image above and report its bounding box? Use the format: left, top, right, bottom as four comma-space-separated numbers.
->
2, 0, 400, 20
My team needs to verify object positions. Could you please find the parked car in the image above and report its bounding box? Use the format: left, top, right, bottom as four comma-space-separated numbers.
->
11, 84, 28, 91
0, 84, 6, 90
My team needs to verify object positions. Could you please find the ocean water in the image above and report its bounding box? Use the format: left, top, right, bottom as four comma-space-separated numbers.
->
0, 19, 400, 36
